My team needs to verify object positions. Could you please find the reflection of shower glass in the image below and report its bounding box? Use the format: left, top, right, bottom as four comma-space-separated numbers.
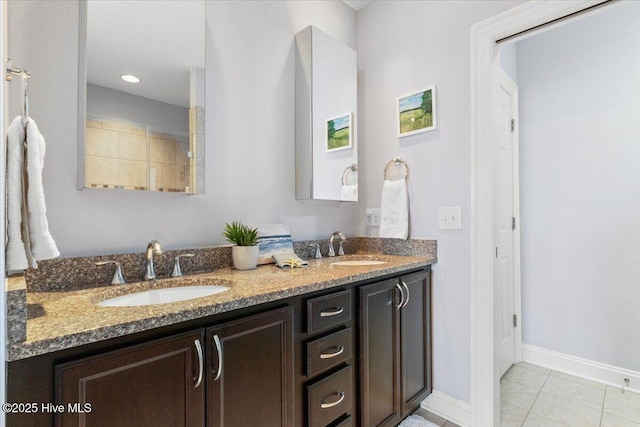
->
84, 115, 196, 193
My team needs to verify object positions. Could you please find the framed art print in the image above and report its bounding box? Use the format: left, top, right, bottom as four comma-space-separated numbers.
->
326, 113, 353, 152
397, 85, 437, 137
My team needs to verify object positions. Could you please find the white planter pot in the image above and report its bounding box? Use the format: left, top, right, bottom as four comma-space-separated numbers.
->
231, 245, 259, 270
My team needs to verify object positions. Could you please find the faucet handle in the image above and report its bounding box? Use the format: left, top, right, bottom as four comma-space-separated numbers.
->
327, 242, 336, 257
95, 261, 126, 285
309, 243, 322, 259
171, 253, 195, 278
338, 240, 347, 256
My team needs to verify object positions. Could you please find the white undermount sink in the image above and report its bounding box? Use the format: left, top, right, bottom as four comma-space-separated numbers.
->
97, 285, 230, 307
330, 260, 388, 266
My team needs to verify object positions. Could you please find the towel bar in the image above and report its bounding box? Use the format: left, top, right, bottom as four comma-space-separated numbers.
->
384, 157, 410, 181
341, 164, 358, 185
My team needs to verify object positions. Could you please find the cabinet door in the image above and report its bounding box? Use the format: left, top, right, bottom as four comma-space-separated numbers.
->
56, 330, 205, 427
360, 278, 401, 427
400, 270, 432, 413
207, 306, 294, 427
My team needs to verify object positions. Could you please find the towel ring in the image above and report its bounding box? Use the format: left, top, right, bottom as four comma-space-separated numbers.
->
383, 157, 410, 181
342, 164, 358, 185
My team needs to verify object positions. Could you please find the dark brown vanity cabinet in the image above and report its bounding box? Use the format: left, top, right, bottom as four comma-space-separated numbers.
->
206, 306, 294, 427
359, 270, 432, 427
56, 330, 206, 427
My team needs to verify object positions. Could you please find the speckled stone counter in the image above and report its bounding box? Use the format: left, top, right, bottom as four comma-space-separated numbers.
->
8, 239, 436, 362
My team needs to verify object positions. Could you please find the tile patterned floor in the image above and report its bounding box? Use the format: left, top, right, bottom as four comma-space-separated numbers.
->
501, 362, 640, 427
415, 407, 462, 427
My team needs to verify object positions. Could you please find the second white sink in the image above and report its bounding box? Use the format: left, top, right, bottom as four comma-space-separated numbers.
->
97, 285, 230, 307
331, 260, 388, 266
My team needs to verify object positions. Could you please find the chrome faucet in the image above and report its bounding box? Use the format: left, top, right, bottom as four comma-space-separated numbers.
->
328, 232, 346, 257
144, 240, 164, 281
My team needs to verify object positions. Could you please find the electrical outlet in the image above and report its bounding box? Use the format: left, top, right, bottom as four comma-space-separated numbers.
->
365, 208, 381, 226
438, 206, 461, 230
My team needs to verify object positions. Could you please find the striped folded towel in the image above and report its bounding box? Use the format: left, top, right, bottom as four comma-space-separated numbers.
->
272, 252, 309, 269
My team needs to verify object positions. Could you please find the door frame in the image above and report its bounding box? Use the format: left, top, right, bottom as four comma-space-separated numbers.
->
1, 1, 8, 425
470, 1, 609, 426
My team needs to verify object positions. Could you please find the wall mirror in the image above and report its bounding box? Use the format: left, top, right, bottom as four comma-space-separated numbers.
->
295, 26, 358, 201
77, 0, 205, 194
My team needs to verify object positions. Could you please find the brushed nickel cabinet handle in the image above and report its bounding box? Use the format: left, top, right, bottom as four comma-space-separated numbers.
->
194, 339, 203, 388
212, 334, 223, 381
401, 281, 410, 308
320, 346, 345, 359
320, 306, 344, 317
320, 391, 345, 409
395, 283, 405, 310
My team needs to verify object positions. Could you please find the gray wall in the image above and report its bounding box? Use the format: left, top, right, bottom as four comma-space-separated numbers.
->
517, 1, 640, 372
356, 0, 524, 403
87, 84, 189, 134
7, 0, 359, 257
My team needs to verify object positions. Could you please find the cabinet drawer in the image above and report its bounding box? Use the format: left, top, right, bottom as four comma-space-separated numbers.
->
307, 290, 352, 334
306, 328, 352, 378
333, 415, 352, 427
307, 365, 353, 427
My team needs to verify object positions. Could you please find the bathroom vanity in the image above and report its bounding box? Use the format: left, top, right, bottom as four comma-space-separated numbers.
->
6, 244, 435, 427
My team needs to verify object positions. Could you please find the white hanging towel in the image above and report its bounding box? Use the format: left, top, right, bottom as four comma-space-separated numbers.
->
6, 116, 59, 271
379, 179, 409, 239
340, 184, 358, 201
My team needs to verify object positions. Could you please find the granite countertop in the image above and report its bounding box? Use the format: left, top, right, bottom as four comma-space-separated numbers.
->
9, 253, 434, 361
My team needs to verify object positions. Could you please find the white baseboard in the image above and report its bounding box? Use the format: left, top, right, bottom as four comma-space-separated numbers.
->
421, 389, 471, 427
522, 344, 640, 393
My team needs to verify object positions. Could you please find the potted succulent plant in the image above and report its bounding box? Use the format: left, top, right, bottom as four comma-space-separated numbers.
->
223, 221, 260, 270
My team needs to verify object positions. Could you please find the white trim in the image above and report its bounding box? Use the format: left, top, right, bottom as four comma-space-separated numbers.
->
1, 0, 8, 425
522, 344, 640, 394
470, 2, 610, 426
421, 390, 471, 427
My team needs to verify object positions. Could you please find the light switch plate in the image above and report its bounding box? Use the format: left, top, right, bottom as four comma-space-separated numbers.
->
438, 206, 461, 229
366, 208, 381, 226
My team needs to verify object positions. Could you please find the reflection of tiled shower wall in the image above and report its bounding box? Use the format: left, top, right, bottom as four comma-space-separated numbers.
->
85, 119, 190, 192
149, 131, 190, 192
190, 106, 205, 193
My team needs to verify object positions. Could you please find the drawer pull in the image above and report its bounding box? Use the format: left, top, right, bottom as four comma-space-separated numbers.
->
194, 339, 204, 388
401, 281, 410, 308
320, 391, 345, 409
320, 306, 344, 317
212, 334, 223, 381
320, 346, 345, 359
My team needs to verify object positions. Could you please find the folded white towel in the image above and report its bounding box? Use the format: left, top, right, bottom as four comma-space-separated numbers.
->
5, 116, 59, 271
379, 179, 409, 239
340, 184, 358, 201
6, 117, 29, 270
25, 119, 59, 262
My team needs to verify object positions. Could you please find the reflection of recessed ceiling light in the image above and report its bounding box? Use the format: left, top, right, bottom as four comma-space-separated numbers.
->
121, 74, 141, 83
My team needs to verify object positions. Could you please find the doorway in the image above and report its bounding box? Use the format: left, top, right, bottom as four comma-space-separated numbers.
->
470, 1, 612, 426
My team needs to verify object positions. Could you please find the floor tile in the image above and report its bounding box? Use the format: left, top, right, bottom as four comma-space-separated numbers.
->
517, 362, 552, 375
604, 387, 640, 423
529, 392, 601, 427
501, 402, 528, 427
502, 364, 550, 391
521, 413, 566, 427
541, 375, 605, 409
549, 370, 607, 390
415, 408, 448, 426
601, 412, 640, 427
501, 379, 539, 410
443, 422, 461, 427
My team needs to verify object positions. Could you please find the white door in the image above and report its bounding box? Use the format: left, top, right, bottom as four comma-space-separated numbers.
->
493, 70, 519, 378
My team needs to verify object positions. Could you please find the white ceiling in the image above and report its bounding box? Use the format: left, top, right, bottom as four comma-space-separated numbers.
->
343, 1, 373, 11
86, 1, 205, 108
